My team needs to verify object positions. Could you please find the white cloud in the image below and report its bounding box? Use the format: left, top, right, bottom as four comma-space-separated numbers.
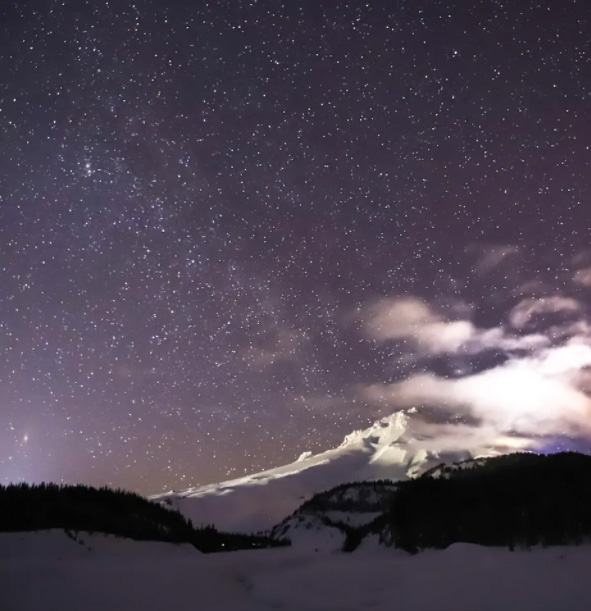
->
408, 420, 540, 455
538, 344, 591, 375
463, 327, 549, 353
365, 297, 437, 340
509, 296, 582, 329
364, 343, 591, 438
574, 267, 591, 287
365, 298, 473, 354
364, 297, 548, 356
414, 320, 476, 354
355, 286, 591, 452
364, 297, 475, 354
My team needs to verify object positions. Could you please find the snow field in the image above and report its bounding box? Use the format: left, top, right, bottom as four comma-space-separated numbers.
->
2, 530, 591, 611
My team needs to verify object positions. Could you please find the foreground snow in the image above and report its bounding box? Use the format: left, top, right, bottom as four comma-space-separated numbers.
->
2, 530, 591, 611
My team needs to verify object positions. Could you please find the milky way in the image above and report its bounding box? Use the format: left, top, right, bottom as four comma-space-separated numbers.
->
0, 1, 589, 493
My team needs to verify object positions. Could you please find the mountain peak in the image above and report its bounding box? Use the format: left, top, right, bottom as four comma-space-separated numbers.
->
150, 407, 496, 533
339, 409, 415, 448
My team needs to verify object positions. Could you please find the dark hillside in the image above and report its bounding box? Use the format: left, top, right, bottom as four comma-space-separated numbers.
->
0, 483, 286, 553
380, 452, 591, 553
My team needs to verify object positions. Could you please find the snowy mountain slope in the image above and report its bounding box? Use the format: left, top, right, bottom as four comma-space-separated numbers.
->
4, 530, 591, 611
150, 410, 492, 532
270, 480, 397, 550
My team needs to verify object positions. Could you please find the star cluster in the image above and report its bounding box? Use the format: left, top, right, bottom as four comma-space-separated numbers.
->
0, 1, 589, 493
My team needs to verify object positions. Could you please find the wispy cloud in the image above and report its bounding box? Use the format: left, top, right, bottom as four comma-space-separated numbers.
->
574, 267, 591, 287
509, 296, 582, 329
471, 244, 520, 275
363, 297, 548, 356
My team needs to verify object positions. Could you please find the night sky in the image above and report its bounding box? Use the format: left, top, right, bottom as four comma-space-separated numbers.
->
1, 1, 590, 494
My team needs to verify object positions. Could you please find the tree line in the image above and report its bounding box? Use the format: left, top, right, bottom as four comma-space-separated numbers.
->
380, 452, 591, 553
0, 482, 287, 553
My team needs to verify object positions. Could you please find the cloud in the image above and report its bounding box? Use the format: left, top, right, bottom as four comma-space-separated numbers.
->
462, 327, 549, 353
352, 281, 591, 455
365, 297, 475, 354
363, 343, 591, 438
574, 267, 591, 287
513, 278, 554, 298
408, 420, 540, 455
509, 296, 582, 329
364, 297, 548, 356
472, 244, 520, 274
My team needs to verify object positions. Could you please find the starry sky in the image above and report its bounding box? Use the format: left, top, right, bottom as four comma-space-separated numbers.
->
1, 0, 590, 494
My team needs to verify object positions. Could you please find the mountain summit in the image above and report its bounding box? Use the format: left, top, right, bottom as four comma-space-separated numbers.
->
339, 410, 410, 447
150, 409, 490, 532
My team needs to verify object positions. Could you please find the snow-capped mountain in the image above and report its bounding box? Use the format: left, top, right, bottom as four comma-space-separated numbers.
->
150, 409, 490, 532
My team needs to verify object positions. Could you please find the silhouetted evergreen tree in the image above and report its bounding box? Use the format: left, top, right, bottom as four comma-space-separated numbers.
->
0, 483, 288, 553
378, 452, 591, 553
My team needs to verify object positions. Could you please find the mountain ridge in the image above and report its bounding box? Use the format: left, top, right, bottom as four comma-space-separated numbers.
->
150, 409, 501, 532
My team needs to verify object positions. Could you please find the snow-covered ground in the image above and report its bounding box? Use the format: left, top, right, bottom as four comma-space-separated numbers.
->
2, 530, 591, 611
